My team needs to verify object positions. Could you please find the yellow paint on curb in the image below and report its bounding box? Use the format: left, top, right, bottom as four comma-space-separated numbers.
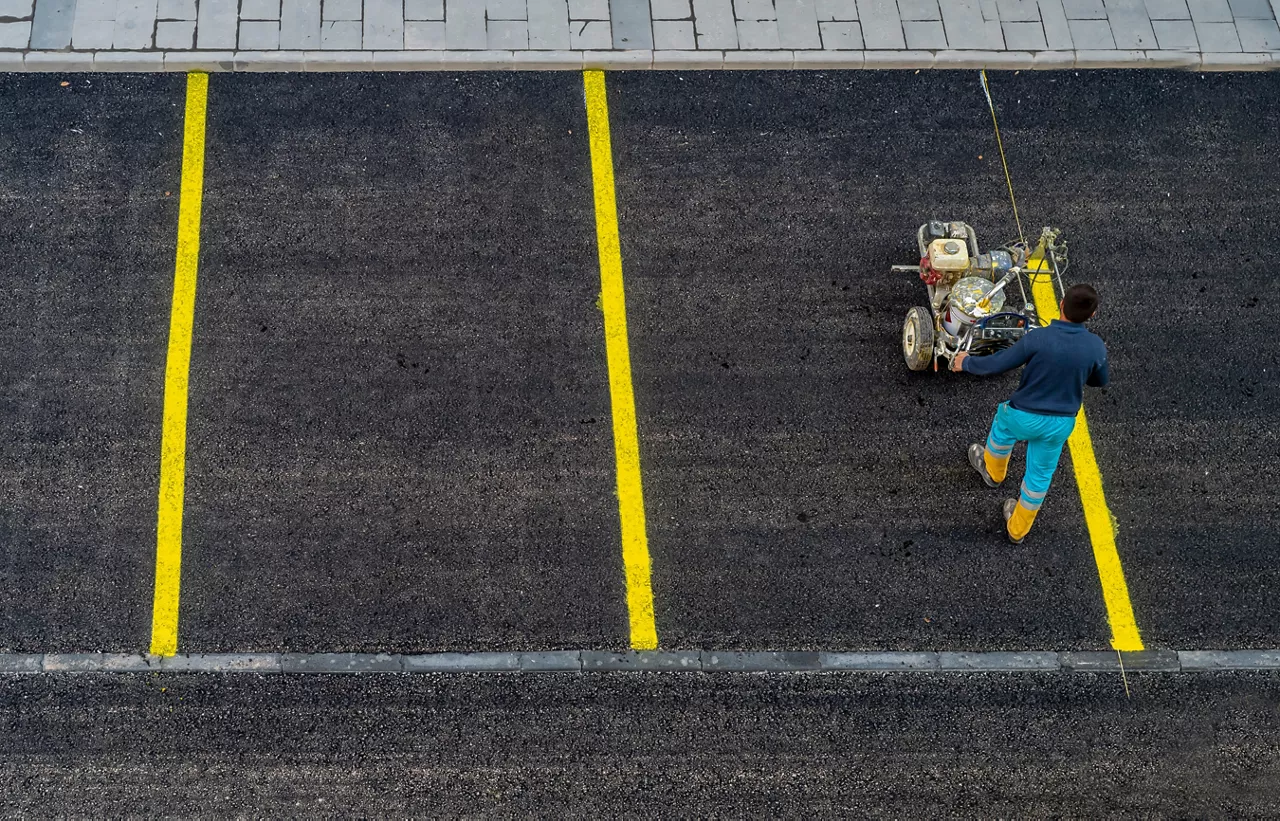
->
150, 72, 209, 657
583, 70, 658, 650
1031, 274, 1144, 652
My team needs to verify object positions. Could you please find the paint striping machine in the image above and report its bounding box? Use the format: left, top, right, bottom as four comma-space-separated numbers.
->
893, 222, 1069, 372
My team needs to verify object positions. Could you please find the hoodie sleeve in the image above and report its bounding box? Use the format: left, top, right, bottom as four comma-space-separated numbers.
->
1087, 351, 1110, 388
962, 333, 1035, 376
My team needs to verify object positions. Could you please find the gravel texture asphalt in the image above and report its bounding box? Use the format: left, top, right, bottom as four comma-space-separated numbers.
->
3, 671, 1280, 814
0, 71, 1275, 657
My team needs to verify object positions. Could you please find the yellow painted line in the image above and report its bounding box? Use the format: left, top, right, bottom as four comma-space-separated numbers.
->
583, 70, 658, 650
1030, 274, 1144, 652
150, 72, 209, 657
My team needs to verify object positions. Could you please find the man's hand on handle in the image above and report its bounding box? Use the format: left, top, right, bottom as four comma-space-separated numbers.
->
951, 352, 968, 373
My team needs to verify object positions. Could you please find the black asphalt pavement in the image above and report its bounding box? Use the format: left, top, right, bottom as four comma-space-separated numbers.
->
0, 71, 1276, 656
3, 671, 1280, 814
0, 74, 183, 652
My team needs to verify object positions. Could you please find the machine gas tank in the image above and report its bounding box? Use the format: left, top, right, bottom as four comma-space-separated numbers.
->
928, 238, 969, 271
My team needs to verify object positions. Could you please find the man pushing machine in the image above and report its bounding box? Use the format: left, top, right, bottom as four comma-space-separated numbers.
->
951, 284, 1110, 545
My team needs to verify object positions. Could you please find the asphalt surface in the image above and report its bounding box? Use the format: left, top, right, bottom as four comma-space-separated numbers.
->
0, 71, 1276, 656
2, 671, 1279, 813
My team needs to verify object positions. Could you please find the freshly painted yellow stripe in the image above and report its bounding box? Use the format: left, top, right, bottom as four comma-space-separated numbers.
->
583, 70, 658, 650
150, 72, 209, 657
1030, 274, 1144, 651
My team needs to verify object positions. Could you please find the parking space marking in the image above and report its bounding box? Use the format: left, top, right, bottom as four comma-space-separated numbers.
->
583, 70, 658, 650
1031, 275, 1144, 652
150, 72, 209, 657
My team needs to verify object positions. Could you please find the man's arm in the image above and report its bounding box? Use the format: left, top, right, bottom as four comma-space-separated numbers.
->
958, 334, 1035, 376
1087, 354, 1110, 387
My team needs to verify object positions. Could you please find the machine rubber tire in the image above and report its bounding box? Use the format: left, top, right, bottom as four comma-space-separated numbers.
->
902, 306, 934, 372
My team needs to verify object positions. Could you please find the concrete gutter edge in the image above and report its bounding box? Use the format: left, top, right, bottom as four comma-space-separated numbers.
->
0, 49, 1276, 72
5, 649, 1280, 674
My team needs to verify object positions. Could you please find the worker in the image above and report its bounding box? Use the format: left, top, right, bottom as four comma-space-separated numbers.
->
951, 283, 1109, 544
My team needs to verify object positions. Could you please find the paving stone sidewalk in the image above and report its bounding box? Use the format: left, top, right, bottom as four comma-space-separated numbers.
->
0, 0, 1277, 71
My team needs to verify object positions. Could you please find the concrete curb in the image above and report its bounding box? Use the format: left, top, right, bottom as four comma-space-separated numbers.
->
5, 649, 1280, 673
1, 49, 1276, 72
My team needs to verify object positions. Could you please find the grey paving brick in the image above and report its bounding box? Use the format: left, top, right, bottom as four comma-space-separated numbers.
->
938, 652, 1060, 671
321, 17, 361, 43
303, 47, 373, 65
1068, 16, 1114, 42
280, 0, 321, 46
445, 0, 483, 45
904, 17, 947, 43
736, 16, 780, 43
0, 0, 34, 17
734, 0, 776, 16
1179, 650, 1280, 670
694, 0, 738, 43
1187, 0, 1230, 19
0, 655, 42, 673
240, 19, 280, 46
567, 0, 607, 17
819, 16, 863, 42
76, 0, 110, 19
941, 0, 1000, 44
1152, 16, 1196, 42
820, 652, 939, 670
1236, 17, 1279, 47
24, 50, 92, 67
488, 17, 527, 44
582, 651, 703, 671
488, 0, 526, 16
197, 0, 237, 46
1227, 0, 1271, 16
856, 0, 902, 43
1110, 9, 1156, 45
510, 48, 580, 65
324, 0, 360, 18
816, 0, 857, 16
281, 653, 403, 673
703, 651, 821, 671
364, 0, 402, 45
73, 17, 113, 46
570, 17, 610, 44
30, 0, 76, 48
154, 17, 192, 44
43, 653, 156, 672
159, 654, 283, 672
980, 0, 997, 19
612, 0, 653, 45
1002, 18, 1047, 44
404, 0, 441, 16
526, 0, 567, 44
156, 0, 192, 17
1194, 18, 1239, 46
650, 0, 691, 17
1060, 650, 1180, 672
164, 49, 235, 67
723, 48, 795, 62
775, 0, 820, 44
1061, 0, 1105, 14
112, 0, 156, 47
1038, 0, 1072, 43
404, 17, 443, 43
242, 0, 281, 17
403, 653, 520, 671
518, 651, 582, 671
898, 0, 940, 18
653, 17, 695, 43
996, 0, 1041, 16
0, 19, 32, 46
1144, 0, 1187, 16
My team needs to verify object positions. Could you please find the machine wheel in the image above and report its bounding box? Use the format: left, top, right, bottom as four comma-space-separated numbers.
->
902, 307, 935, 372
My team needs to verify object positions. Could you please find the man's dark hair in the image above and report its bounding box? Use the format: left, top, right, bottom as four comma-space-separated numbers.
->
1062, 283, 1099, 323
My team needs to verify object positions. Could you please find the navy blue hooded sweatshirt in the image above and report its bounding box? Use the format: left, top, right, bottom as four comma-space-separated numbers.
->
961, 319, 1109, 416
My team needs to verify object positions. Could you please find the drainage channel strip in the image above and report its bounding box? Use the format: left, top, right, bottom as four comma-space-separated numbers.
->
3, 650, 1280, 674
